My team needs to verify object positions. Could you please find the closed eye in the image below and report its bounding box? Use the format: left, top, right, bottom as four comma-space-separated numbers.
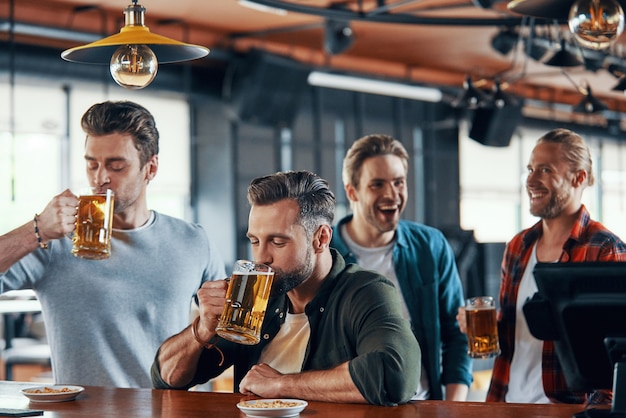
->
108, 163, 127, 172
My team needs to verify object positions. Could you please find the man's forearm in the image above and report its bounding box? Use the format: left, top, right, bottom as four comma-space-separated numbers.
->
281, 363, 366, 403
0, 222, 38, 273
156, 324, 206, 388
240, 362, 367, 403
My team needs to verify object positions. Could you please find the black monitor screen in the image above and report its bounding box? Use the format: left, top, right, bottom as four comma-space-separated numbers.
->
528, 262, 626, 392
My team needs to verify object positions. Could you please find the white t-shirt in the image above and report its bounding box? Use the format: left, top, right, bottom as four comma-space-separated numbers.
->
505, 244, 551, 403
259, 312, 310, 374
340, 225, 430, 400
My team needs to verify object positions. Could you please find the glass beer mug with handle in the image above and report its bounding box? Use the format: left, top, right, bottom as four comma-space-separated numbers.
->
465, 296, 501, 358
216, 260, 275, 345
71, 188, 115, 260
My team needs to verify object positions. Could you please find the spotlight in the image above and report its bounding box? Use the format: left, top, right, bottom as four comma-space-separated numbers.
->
582, 55, 606, 72
491, 27, 519, 55
543, 38, 584, 67
573, 85, 609, 113
608, 63, 626, 77
491, 80, 520, 108
612, 76, 626, 91
324, 19, 354, 55
452, 75, 490, 109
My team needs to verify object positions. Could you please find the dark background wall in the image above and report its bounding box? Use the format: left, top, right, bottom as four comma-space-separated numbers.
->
191, 54, 482, 292
1, 43, 520, 297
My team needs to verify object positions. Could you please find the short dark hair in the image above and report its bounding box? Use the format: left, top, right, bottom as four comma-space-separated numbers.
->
81, 100, 159, 167
537, 128, 595, 187
342, 134, 409, 188
247, 170, 335, 237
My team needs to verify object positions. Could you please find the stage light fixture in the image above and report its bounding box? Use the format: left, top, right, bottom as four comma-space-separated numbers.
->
451, 75, 490, 109
573, 84, 609, 113
324, 19, 354, 55
491, 80, 520, 108
612, 76, 626, 91
491, 27, 519, 55
543, 38, 584, 67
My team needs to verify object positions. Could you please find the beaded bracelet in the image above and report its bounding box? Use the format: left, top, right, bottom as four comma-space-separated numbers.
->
191, 316, 224, 366
33, 214, 48, 249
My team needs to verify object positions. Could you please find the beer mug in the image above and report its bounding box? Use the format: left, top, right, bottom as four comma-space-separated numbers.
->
216, 260, 275, 345
71, 188, 115, 260
465, 296, 500, 358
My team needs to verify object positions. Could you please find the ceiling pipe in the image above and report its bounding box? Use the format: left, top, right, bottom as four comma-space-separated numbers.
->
243, 0, 527, 26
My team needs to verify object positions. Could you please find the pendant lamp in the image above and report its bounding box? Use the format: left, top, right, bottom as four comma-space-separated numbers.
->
61, 0, 209, 89
508, 0, 624, 50
543, 38, 583, 67
612, 75, 626, 91
573, 85, 609, 113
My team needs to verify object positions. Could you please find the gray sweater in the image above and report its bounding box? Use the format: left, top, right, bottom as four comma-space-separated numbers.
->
1, 211, 225, 387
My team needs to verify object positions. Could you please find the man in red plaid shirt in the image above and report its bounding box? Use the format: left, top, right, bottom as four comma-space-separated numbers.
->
488, 128, 626, 403
460, 128, 626, 403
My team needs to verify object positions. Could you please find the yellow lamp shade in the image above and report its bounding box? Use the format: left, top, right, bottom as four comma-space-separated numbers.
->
61, 25, 209, 64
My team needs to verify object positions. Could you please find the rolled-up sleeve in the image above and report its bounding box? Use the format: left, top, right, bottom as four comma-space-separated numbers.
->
345, 278, 421, 405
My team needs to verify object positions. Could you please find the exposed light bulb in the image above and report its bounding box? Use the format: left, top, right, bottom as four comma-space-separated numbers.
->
110, 44, 158, 89
569, 0, 625, 50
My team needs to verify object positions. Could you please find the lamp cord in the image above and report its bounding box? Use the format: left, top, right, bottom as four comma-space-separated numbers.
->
561, 69, 587, 95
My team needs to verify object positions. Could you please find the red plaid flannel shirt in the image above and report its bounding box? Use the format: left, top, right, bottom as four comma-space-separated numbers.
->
487, 205, 626, 403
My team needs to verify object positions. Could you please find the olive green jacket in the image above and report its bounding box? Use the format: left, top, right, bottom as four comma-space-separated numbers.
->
152, 249, 420, 406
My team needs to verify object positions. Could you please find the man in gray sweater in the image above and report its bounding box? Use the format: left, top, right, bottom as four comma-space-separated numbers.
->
0, 100, 225, 387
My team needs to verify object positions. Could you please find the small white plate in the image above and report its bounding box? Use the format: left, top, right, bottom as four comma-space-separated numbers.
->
237, 399, 308, 417
21, 385, 84, 403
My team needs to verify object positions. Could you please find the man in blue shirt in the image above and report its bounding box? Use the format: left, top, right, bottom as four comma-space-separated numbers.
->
330, 134, 472, 400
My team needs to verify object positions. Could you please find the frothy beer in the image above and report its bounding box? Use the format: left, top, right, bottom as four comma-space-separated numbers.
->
216, 268, 274, 345
465, 296, 500, 359
72, 190, 114, 260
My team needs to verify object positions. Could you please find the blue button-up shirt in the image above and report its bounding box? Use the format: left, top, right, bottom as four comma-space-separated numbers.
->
331, 215, 472, 400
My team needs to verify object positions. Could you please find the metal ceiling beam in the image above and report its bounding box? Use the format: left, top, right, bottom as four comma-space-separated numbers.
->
245, 0, 529, 26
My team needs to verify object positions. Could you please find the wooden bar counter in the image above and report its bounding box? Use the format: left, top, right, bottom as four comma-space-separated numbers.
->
0, 381, 586, 417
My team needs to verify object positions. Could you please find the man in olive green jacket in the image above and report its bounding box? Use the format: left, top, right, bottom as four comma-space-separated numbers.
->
152, 170, 420, 406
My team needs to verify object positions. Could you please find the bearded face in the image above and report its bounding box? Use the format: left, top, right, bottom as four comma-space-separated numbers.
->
526, 142, 580, 220
270, 247, 315, 296
529, 178, 574, 219
247, 199, 317, 297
